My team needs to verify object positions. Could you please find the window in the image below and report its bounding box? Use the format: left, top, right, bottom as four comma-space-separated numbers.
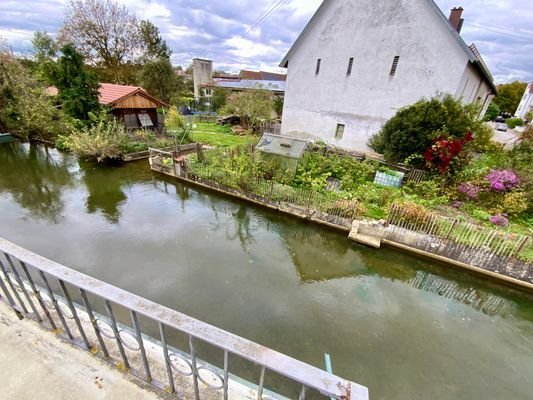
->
335, 124, 345, 139
137, 113, 153, 127
347, 57, 354, 75
315, 58, 321, 75
389, 56, 400, 76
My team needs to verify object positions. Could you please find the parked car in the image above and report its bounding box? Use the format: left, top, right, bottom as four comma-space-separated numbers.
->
495, 116, 505, 123
495, 122, 507, 132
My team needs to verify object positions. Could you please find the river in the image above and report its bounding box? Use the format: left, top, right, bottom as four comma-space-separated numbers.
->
0, 141, 532, 400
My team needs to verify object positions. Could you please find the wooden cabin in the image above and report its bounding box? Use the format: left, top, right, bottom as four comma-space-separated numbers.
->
98, 83, 168, 131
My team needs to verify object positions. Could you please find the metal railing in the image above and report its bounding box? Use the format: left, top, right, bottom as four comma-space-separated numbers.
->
0, 237, 368, 400
387, 203, 532, 262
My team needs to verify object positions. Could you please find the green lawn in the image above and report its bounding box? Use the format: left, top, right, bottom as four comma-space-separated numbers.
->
191, 131, 256, 147
192, 121, 232, 134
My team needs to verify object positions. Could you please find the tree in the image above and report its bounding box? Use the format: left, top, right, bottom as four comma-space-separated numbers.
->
492, 81, 527, 114
212, 87, 228, 111
0, 51, 67, 140
368, 94, 484, 165
484, 101, 500, 121
139, 20, 171, 61
60, 0, 141, 83
31, 31, 58, 84
53, 44, 100, 120
138, 57, 177, 103
221, 90, 275, 131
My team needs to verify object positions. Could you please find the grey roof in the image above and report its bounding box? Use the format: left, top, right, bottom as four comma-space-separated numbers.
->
213, 79, 285, 92
255, 134, 308, 159
279, 0, 496, 92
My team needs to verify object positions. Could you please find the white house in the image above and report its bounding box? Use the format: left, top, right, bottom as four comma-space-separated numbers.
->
279, 0, 496, 152
515, 82, 533, 120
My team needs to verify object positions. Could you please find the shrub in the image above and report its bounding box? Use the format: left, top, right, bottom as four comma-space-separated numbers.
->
483, 102, 500, 121
62, 117, 128, 162
502, 191, 528, 215
369, 94, 483, 165
485, 169, 519, 192
505, 117, 523, 129
490, 214, 509, 227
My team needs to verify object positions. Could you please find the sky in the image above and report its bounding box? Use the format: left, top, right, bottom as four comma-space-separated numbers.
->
0, 0, 531, 84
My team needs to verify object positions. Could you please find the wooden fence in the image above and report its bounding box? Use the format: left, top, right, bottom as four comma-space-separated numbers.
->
387, 203, 532, 262
259, 121, 282, 135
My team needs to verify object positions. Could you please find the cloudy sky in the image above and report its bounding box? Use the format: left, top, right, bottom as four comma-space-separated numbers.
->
0, 0, 531, 83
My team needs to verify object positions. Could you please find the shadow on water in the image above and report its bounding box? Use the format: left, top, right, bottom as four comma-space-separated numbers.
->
0, 142, 73, 223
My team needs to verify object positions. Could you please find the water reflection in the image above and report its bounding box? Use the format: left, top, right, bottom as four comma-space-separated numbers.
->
0, 142, 73, 223
79, 161, 127, 223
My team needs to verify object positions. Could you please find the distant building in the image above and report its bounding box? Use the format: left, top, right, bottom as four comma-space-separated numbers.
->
192, 58, 213, 100
192, 59, 286, 100
515, 83, 533, 120
279, 1, 496, 152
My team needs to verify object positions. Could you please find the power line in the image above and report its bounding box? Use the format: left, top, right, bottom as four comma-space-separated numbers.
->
241, 0, 289, 38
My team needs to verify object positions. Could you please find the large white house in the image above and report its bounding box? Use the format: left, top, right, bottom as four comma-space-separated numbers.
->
515, 82, 533, 120
279, 0, 496, 151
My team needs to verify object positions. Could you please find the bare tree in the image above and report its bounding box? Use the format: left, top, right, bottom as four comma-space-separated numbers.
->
60, 0, 141, 83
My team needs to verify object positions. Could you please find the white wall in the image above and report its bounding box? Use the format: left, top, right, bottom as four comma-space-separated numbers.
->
515, 83, 533, 119
281, 0, 488, 151
192, 59, 213, 99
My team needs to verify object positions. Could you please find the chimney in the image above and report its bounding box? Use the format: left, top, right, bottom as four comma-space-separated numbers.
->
448, 7, 464, 33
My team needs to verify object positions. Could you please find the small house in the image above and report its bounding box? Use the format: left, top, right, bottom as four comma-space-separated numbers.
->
98, 83, 168, 131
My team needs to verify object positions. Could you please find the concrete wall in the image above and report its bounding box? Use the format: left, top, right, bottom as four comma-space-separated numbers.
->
192, 58, 213, 99
281, 0, 489, 151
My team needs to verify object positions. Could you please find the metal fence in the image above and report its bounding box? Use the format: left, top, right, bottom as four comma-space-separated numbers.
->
0, 237, 368, 400
387, 203, 532, 261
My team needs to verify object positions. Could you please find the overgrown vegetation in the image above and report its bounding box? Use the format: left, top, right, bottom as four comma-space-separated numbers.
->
221, 89, 275, 132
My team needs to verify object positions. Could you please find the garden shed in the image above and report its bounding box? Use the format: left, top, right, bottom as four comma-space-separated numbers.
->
99, 83, 168, 132
255, 133, 308, 175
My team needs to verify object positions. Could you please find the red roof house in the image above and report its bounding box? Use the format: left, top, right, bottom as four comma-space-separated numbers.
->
98, 83, 168, 130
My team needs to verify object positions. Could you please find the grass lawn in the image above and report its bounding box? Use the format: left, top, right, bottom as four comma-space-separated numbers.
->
192, 131, 256, 147
192, 121, 232, 134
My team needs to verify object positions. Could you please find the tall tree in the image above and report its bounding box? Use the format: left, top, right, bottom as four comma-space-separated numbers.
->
53, 44, 100, 120
31, 31, 58, 84
493, 81, 528, 114
60, 0, 140, 83
138, 57, 177, 102
139, 20, 171, 61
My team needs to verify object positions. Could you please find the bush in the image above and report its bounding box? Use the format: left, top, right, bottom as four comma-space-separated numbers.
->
62, 117, 128, 162
506, 117, 524, 129
483, 102, 500, 121
369, 94, 484, 166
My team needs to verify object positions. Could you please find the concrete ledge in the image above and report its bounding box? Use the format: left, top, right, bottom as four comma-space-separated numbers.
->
0, 300, 166, 400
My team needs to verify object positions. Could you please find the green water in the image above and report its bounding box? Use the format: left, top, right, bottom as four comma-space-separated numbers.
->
1, 141, 532, 400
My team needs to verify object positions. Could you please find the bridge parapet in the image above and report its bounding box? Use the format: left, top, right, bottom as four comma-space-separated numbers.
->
0, 237, 368, 400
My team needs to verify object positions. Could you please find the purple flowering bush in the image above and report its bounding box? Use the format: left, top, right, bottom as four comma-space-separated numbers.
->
485, 169, 519, 192
457, 182, 480, 199
489, 213, 509, 227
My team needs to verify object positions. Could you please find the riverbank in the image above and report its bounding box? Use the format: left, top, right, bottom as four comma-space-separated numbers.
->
148, 153, 532, 291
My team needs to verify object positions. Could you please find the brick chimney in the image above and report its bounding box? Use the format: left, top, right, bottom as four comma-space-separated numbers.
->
449, 7, 464, 33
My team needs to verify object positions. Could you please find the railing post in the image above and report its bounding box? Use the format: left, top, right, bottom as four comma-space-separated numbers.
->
4, 254, 41, 321
19, 261, 57, 329
79, 288, 109, 358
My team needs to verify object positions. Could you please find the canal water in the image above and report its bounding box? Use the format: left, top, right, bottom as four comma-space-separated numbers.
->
1, 141, 532, 400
